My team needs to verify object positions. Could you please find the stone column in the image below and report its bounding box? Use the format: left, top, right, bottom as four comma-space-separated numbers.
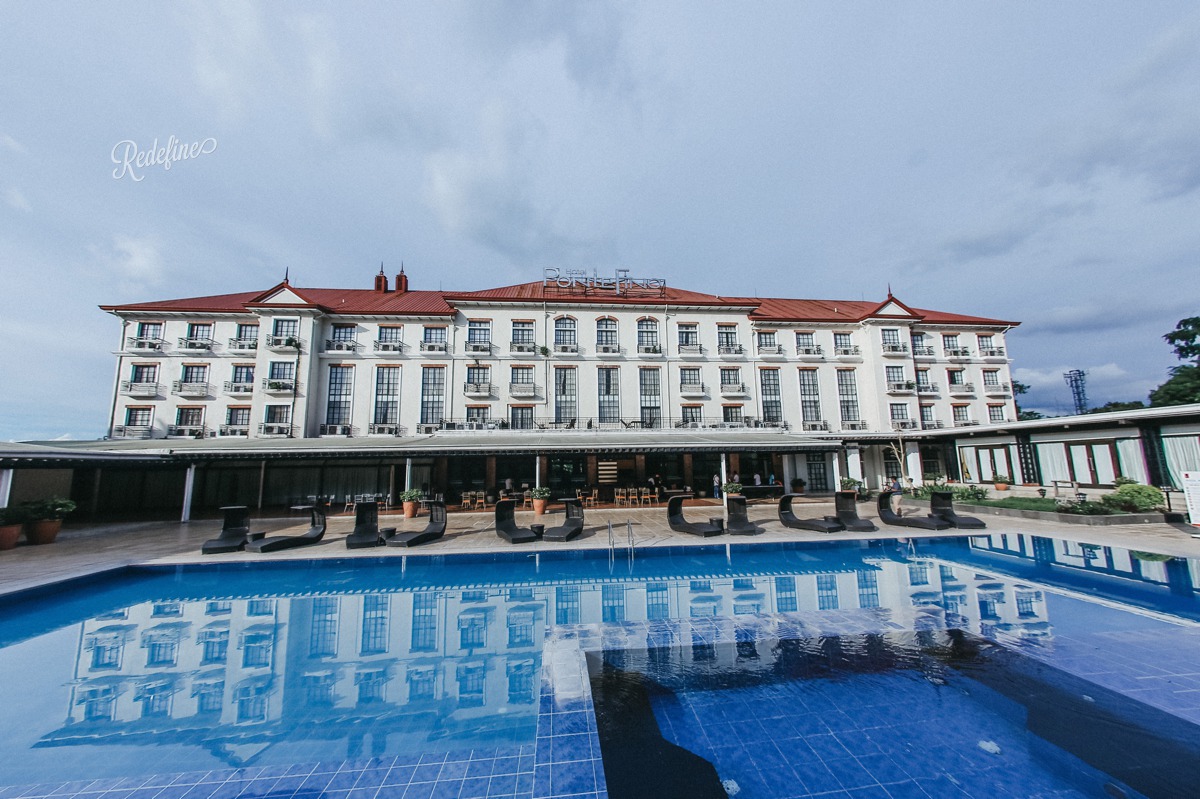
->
181, 464, 197, 523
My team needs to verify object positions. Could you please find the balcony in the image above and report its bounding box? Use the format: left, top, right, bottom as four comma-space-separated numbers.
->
167, 425, 207, 438
980, 347, 1007, 359
944, 347, 972, 359
720, 382, 750, 397
258, 423, 294, 436
120, 380, 161, 397
218, 425, 249, 437
324, 339, 361, 353
111, 425, 152, 439
262, 378, 297, 394
227, 337, 258, 351
678, 382, 708, 397
595, 344, 623, 357
463, 382, 495, 397
841, 420, 869, 431
717, 344, 744, 356
987, 416, 1013, 425
916, 383, 939, 395
801, 420, 829, 431
921, 420, 945, 430
887, 381, 916, 394
912, 345, 936, 357
983, 382, 1011, 396
419, 341, 448, 354
954, 419, 981, 427
756, 344, 786, 358
677, 344, 704, 358
881, 343, 909, 356
891, 419, 918, 430
948, 382, 976, 395
171, 381, 211, 397
553, 342, 579, 354
637, 344, 663, 357
374, 340, 406, 354
509, 341, 537, 354
126, 337, 165, 352
465, 341, 493, 355
795, 345, 824, 360
177, 337, 214, 352
266, 335, 303, 351
368, 423, 407, 436
224, 381, 254, 395
509, 382, 538, 398
834, 346, 862, 358
319, 424, 354, 436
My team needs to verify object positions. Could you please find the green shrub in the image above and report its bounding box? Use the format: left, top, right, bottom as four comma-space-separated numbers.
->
21, 497, 76, 520
529, 487, 552, 499
1054, 499, 1112, 515
722, 482, 743, 495
0, 505, 31, 525
1100, 484, 1164, 513
1112, 475, 1138, 487
840, 477, 863, 491
399, 489, 424, 502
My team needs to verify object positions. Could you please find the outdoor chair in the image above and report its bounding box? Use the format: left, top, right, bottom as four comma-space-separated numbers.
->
778, 493, 844, 533
615, 487, 627, 507
201, 505, 261, 554
494, 498, 538, 544
929, 491, 987, 529
834, 491, 878, 532
544, 497, 585, 542
345, 500, 398, 548
726, 496, 759, 535
877, 491, 952, 531
247, 501, 329, 553
343, 494, 356, 514
387, 500, 448, 547
521, 490, 533, 509
585, 489, 598, 508
666, 495, 724, 537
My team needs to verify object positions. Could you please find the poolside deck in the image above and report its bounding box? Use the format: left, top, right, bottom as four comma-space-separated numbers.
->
2, 497, 1198, 598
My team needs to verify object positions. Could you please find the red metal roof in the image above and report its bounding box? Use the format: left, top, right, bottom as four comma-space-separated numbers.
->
444, 280, 744, 307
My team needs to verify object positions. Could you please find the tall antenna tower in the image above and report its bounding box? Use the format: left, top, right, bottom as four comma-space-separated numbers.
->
1063, 369, 1088, 415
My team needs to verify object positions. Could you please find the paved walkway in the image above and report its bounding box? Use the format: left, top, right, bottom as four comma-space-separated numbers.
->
2, 497, 1198, 598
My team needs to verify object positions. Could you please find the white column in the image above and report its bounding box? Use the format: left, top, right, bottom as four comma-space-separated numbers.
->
846, 445, 863, 482
404, 457, 413, 491
181, 464, 197, 523
720, 456, 728, 513
0, 468, 12, 508
535, 455, 542, 489
904, 441, 923, 486
781, 454, 794, 490
257, 460, 266, 509
830, 450, 842, 490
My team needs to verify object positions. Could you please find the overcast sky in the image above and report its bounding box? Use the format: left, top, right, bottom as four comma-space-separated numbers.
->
3, 1, 1200, 440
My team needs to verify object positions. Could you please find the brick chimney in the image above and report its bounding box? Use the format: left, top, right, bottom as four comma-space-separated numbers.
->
374, 264, 389, 292
395, 265, 409, 294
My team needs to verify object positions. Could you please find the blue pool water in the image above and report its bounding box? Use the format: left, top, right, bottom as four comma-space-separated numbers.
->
1, 535, 1198, 798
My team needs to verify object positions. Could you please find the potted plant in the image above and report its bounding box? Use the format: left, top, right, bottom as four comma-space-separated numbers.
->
722, 482, 743, 497
790, 477, 807, 494
539, 345, 551, 357
840, 477, 863, 493
530, 487, 552, 515
22, 497, 76, 545
399, 489, 423, 519
0, 505, 28, 550
992, 474, 1012, 491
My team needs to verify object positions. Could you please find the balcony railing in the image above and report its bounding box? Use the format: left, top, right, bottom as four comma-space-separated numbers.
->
509, 382, 538, 397
258, 423, 294, 436
677, 343, 704, 356
463, 382, 495, 397
881, 343, 909, 354
218, 425, 250, 436
223, 381, 255, 395
171, 381, 211, 396
954, 419, 981, 427
980, 347, 1007, 358
553, 342, 579, 354
177, 337, 214, 351
374, 340, 406, 353
637, 344, 662, 356
912, 345, 936, 357
111, 425, 152, 439
126, 337, 165, 351
509, 341, 537, 354
834, 346, 861, 357
921, 420, 945, 429
424, 415, 792, 433
262, 378, 297, 393
228, 337, 258, 350
801, 420, 829, 431
795, 345, 824, 358
120, 380, 161, 396
886, 381, 916, 393
948, 382, 976, 394
465, 341, 493, 354
983, 382, 1011, 395
719, 382, 750, 396
678, 382, 708, 396
595, 344, 623, 355
841, 420, 870, 430
167, 425, 207, 438
945, 347, 972, 358
324, 339, 361, 353
266, 335, 303, 351
419, 341, 448, 353
717, 344, 744, 355
366, 423, 406, 436
891, 419, 918, 430
319, 424, 354, 436
916, 383, 939, 394
756, 344, 785, 356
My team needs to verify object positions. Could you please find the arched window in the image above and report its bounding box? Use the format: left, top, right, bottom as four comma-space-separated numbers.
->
554, 317, 577, 348
596, 318, 618, 349
637, 318, 659, 352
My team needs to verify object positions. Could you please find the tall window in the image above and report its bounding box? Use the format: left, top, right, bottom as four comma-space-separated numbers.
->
646, 583, 669, 620
837, 370, 860, 422
723, 405, 743, 423
326, 366, 353, 425
181, 364, 208, 384
759, 370, 782, 422
756, 331, 777, 351
377, 325, 403, 343
331, 324, 355, 342
596, 318, 618, 348
374, 366, 400, 424
916, 368, 930, 387
953, 405, 971, 423
423, 326, 447, 344
775, 577, 798, 612
717, 324, 739, 352
881, 329, 901, 347
309, 597, 339, 657
272, 319, 298, 338
817, 574, 839, 610
639, 369, 661, 427
556, 586, 581, 624
834, 332, 854, 352
510, 406, 533, 429
131, 364, 158, 383
977, 334, 994, 350
885, 366, 906, 387
597, 367, 620, 422
232, 364, 254, 385
420, 367, 445, 424
264, 405, 290, 424
857, 570, 880, 608
795, 331, 817, 352
637, 319, 659, 350
467, 320, 491, 343
680, 405, 702, 424
186, 322, 213, 342
227, 407, 250, 427
465, 406, 490, 424
137, 321, 163, 340
942, 334, 960, 349
411, 593, 437, 651
911, 332, 930, 354
948, 369, 966, 386
511, 320, 534, 344
989, 405, 1006, 422
677, 323, 699, 347
720, 367, 741, 389
554, 317, 577, 346
890, 403, 910, 421
680, 367, 701, 386
982, 370, 1000, 387
554, 367, 577, 422
268, 361, 294, 381
235, 323, 258, 342
798, 369, 821, 422
176, 407, 203, 427
920, 405, 936, 424
602, 585, 625, 623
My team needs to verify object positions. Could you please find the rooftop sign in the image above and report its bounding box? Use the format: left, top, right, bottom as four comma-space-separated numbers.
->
543, 268, 666, 296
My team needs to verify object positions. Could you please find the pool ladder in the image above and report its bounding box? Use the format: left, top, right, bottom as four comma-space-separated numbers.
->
607, 519, 636, 572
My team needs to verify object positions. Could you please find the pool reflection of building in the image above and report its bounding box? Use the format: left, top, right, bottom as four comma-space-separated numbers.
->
53, 555, 1056, 765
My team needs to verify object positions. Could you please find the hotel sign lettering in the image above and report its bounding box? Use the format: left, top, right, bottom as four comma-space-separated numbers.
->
542, 268, 666, 295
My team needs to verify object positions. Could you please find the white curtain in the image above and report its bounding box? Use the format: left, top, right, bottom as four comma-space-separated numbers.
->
1036, 443, 1070, 482
1164, 435, 1200, 487
1116, 439, 1149, 484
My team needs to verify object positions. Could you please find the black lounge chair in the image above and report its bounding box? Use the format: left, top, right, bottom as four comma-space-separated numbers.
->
246, 502, 329, 553
929, 491, 987, 529
778, 493, 844, 533
877, 491, 952, 531
495, 499, 538, 544
834, 491, 878, 533
387, 501, 448, 547
726, 496, 760, 535
345, 501, 397, 548
544, 498, 584, 542
201, 506, 259, 554
667, 495, 724, 537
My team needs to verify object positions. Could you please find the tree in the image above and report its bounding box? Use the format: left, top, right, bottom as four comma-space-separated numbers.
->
1086, 400, 1146, 414
1164, 317, 1200, 362
1012, 380, 1046, 420
1150, 365, 1200, 406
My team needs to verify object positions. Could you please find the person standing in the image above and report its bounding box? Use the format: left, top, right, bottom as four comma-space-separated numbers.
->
889, 476, 904, 514
712, 474, 721, 498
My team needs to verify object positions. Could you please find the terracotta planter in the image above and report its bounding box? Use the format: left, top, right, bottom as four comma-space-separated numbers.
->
533, 498, 548, 515
0, 524, 21, 550
403, 501, 418, 519
25, 519, 62, 545
994, 483, 1009, 491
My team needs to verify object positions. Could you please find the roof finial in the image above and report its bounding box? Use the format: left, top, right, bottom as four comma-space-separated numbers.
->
886, 282, 892, 298
400, 261, 405, 274
379, 261, 385, 276
284, 266, 290, 284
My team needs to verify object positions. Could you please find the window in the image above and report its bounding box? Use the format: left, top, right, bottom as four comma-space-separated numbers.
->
200, 629, 229, 664
554, 317, 577, 346
680, 367, 701, 385
646, 582, 669, 620
378, 325, 403, 343
466, 365, 490, 385
857, 570, 880, 608
374, 366, 400, 425
717, 324, 739, 352
982, 370, 1000, 387
465, 406, 490, 424
91, 639, 122, 670
357, 670, 388, 704
798, 370, 821, 422
720, 367, 741, 389
756, 331, 778, 352
125, 407, 152, 427
952, 405, 970, 423
361, 595, 389, 654
908, 563, 930, 586
137, 321, 163, 339
677, 323, 699, 347
602, 585, 625, 622
511, 366, 534, 384
989, 405, 1006, 423
911, 332, 931, 354
795, 331, 818, 353
639, 369, 662, 427
916, 368, 930, 387
723, 405, 743, 423
459, 613, 486, 649
420, 367, 445, 425
775, 577, 798, 612
948, 369, 965, 386
556, 586, 581, 624
637, 319, 659, 350
834, 332, 854, 352
331, 324, 355, 342
881, 328, 901, 347
176, 407, 203, 427
467, 320, 491, 343
680, 405, 702, 423
325, 366, 353, 425
510, 406, 533, 429
411, 594, 437, 651
408, 668, 436, 701
508, 663, 536, 705
977, 334, 994, 350
232, 364, 254, 384
264, 405, 290, 426
186, 322, 213, 342
195, 682, 224, 714
309, 597, 339, 657
817, 574, 839, 610
920, 405, 935, 423
889, 403, 910, 421
511, 320, 534, 344
131, 364, 158, 383
759, 369, 782, 422
598, 367, 620, 422
423, 326, 447, 344
457, 664, 486, 706
554, 367, 577, 423
596, 318, 618, 348
268, 361, 295, 380
273, 319, 299, 338
942, 334, 960, 349
837, 370, 860, 422
885, 365, 905, 386
507, 611, 534, 647
180, 365, 207, 385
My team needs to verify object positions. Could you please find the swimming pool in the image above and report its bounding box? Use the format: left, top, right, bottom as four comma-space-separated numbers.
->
1, 535, 1197, 798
